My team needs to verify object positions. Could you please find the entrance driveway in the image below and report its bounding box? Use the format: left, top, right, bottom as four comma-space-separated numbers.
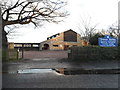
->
19, 50, 68, 59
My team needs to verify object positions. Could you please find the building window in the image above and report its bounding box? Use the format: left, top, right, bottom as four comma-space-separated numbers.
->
64, 30, 77, 42
47, 33, 60, 40
73, 45, 77, 47
60, 44, 63, 47
53, 45, 59, 47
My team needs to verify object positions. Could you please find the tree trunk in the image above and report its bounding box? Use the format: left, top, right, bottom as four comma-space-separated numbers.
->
2, 26, 8, 61
2, 26, 8, 49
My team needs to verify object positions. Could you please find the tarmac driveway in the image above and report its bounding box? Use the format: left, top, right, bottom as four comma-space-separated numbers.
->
19, 50, 68, 59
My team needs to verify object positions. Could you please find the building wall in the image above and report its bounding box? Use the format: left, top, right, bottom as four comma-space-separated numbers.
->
39, 32, 64, 50
81, 40, 89, 46
8, 43, 14, 49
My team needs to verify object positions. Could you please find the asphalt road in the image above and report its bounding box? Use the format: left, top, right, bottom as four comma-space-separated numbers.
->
3, 72, 118, 88
2, 58, 119, 88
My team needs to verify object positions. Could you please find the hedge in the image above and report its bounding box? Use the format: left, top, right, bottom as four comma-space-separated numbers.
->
68, 46, 120, 61
2, 49, 18, 61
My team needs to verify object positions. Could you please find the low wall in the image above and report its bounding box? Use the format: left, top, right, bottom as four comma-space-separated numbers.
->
2, 49, 18, 61
68, 46, 120, 61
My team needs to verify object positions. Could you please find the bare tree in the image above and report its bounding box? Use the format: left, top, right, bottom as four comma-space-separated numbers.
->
78, 16, 98, 41
107, 22, 120, 46
107, 22, 119, 37
1, 0, 68, 49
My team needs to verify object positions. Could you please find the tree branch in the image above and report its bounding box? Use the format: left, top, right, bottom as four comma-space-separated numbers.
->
2, 0, 20, 17
18, 2, 33, 20
2, 0, 68, 27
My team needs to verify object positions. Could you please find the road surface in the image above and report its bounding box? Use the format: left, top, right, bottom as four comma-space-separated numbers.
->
2, 58, 119, 88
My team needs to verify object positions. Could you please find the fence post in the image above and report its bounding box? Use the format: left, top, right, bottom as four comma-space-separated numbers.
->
17, 49, 19, 60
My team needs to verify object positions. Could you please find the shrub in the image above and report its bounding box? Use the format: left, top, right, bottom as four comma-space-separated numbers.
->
68, 46, 120, 61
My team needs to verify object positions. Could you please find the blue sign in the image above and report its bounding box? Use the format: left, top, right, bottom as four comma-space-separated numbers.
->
98, 35, 118, 47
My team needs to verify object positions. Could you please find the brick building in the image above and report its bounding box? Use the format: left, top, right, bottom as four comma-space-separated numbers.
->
40, 29, 87, 50
8, 29, 88, 51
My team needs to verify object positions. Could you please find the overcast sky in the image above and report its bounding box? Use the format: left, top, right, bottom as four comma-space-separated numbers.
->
8, 0, 120, 43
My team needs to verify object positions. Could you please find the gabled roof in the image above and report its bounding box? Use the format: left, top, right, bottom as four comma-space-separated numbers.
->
46, 29, 79, 41
64, 29, 77, 34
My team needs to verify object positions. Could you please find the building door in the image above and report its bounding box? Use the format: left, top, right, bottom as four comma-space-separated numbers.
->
64, 45, 69, 50
42, 44, 49, 50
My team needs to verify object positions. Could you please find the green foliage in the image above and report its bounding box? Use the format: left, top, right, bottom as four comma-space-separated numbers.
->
117, 46, 120, 58
69, 46, 120, 61
99, 47, 118, 60
89, 33, 104, 45
2, 49, 18, 62
2, 49, 8, 61
118, 36, 120, 46
8, 49, 18, 61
